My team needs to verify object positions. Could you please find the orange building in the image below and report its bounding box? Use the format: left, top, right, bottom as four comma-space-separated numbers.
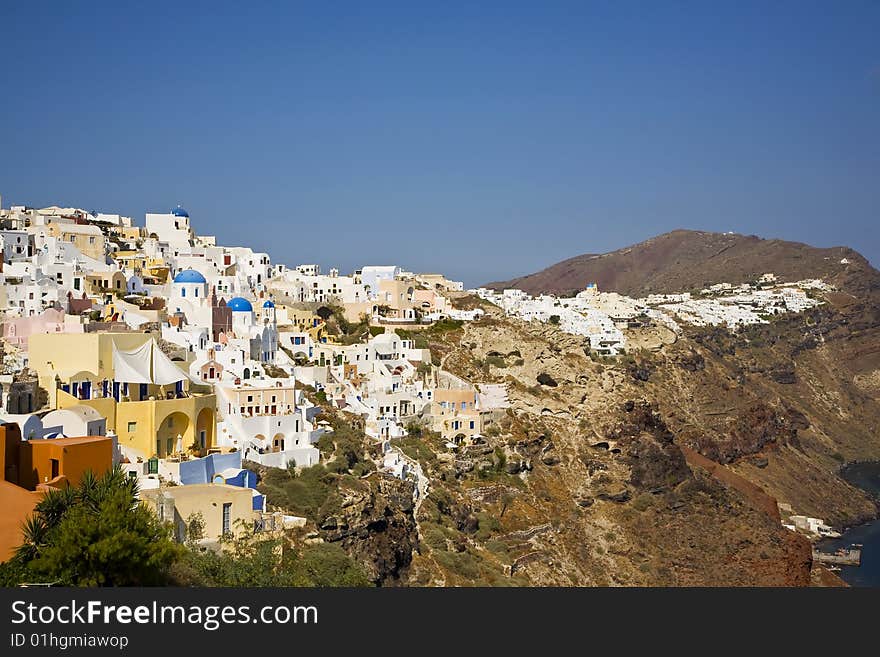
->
0, 480, 41, 562
0, 423, 114, 561
12, 436, 114, 490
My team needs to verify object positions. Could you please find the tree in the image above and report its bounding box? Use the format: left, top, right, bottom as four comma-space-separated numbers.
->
14, 466, 182, 586
184, 512, 206, 546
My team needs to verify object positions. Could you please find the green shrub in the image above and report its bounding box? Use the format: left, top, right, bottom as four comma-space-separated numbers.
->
632, 493, 655, 512
474, 512, 501, 540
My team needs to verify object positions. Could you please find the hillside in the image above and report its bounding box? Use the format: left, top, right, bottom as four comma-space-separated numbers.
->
487, 229, 875, 298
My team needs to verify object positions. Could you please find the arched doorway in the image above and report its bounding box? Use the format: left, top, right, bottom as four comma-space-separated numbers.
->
156, 412, 190, 457
272, 433, 285, 452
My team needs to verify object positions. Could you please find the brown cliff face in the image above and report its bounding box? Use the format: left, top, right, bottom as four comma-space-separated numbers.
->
395, 309, 823, 586
318, 474, 418, 585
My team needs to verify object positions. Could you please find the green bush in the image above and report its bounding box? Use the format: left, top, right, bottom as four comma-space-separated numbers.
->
474, 512, 501, 540
427, 318, 463, 334
632, 493, 655, 512
290, 543, 372, 587
176, 537, 372, 587
422, 524, 449, 551
262, 464, 334, 521
486, 355, 507, 368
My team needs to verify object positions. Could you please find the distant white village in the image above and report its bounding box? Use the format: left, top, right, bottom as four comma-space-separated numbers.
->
0, 196, 840, 550
474, 272, 833, 355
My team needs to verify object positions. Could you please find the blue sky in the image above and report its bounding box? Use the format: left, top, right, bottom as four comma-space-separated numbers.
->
1, 1, 877, 286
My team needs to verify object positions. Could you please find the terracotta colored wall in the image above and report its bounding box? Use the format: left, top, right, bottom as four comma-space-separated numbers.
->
18, 438, 113, 490
0, 481, 42, 561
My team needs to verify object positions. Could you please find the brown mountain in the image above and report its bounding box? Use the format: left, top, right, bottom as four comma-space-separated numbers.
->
487, 229, 874, 297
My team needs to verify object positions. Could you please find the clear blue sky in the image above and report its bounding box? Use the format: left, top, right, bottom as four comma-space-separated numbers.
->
1, 1, 877, 286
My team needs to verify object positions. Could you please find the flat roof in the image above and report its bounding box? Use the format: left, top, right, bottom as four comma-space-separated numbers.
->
26, 435, 111, 446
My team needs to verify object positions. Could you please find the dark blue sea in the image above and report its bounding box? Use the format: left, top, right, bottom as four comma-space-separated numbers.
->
817, 462, 880, 587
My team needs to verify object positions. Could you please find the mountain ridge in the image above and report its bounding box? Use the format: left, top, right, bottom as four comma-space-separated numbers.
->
486, 229, 874, 298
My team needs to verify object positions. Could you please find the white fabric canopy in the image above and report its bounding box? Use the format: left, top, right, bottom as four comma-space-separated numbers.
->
112, 340, 186, 385
151, 341, 186, 385
112, 340, 152, 384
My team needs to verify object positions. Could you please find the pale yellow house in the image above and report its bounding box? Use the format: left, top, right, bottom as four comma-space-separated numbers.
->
376, 279, 416, 320
141, 483, 256, 542
222, 382, 297, 418
43, 221, 106, 261
28, 332, 216, 459
430, 388, 482, 443
114, 250, 151, 273
85, 270, 127, 296
275, 305, 326, 337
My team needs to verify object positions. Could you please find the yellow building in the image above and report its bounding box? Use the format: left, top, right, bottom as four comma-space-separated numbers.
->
105, 225, 143, 241
28, 332, 216, 460
85, 270, 127, 296
141, 483, 256, 542
43, 221, 106, 261
144, 260, 170, 285
376, 279, 416, 320
275, 305, 326, 338
114, 250, 151, 273
430, 388, 482, 443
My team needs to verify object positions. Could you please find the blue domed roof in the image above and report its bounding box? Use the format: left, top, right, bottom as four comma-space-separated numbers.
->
171, 205, 189, 217
173, 269, 207, 284
262, 300, 275, 308
228, 297, 253, 312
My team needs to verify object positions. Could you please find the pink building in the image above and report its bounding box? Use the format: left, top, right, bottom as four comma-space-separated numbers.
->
1, 307, 82, 348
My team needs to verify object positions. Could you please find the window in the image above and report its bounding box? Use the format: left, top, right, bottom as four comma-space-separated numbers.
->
181, 288, 186, 297
222, 503, 232, 535
470, 421, 475, 430
127, 421, 137, 433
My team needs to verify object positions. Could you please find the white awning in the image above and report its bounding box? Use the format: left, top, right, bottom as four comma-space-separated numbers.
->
112, 340, 152, 384
112, 339, 185, 385
151, 341, 186, 385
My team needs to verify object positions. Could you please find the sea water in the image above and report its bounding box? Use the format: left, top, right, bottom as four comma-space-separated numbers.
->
817, 462, 880, 587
